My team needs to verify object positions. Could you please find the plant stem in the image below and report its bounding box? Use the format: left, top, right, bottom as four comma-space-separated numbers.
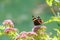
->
50, 7, 56, 16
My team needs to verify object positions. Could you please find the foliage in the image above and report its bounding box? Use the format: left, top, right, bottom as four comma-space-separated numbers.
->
46, 0, 60, 7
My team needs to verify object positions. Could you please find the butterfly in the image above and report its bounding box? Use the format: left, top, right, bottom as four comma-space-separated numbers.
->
32, 16, 43, 25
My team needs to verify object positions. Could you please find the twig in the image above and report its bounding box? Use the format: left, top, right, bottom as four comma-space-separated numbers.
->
50, 7, 56, 16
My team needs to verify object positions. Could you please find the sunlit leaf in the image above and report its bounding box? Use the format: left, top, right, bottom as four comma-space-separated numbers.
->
44, 16, 60, 24
55, 0, 60, 2
0, 32, 3, 36
46, 0, 53, 6
53, 36, 57, 40
0, 26, 5, 30
52, 16, 60, 22
54, 29, 60, 34
55, 0, 60, 7
44, 19, 53, 24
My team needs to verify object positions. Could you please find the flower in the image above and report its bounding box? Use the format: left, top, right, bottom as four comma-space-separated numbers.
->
32, 26, 41, 32
40, 26, 46, 30
4, 27, 17, 34
27, 32, 37, 36
15, 35, 20, 40
3, 20, 14, 27
15, 31, 27, 40
20, 31, 27, 38
31, 38, 34, 40
40, 32, 44, 35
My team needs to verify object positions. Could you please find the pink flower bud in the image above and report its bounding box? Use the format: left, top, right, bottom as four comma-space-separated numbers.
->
4, 27, 17, 34
20, 31, 27, 38
3, 20, 14, 27
40, 26, 46, 29
15, 35, 20, 40
31, 38, 34, 40
27, 32, 37, 36
32, 26, 40, 32
40, 32, 44, 34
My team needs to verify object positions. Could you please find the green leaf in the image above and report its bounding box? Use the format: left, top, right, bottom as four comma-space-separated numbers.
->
55, 0, 60, 2
54, 29, 60, 34
53, 36, 57, 40
55, 0, 60, 7
0, 32, 3, 36
46, 0, 53, 6
44, 16, 60, 24
0, 26, 5, 30
52, 16, 60, 22
55, 2, 60, 7
44, 19, 53, 24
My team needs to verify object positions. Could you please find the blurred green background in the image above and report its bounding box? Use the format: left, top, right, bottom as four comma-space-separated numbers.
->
0, 0, 59, 40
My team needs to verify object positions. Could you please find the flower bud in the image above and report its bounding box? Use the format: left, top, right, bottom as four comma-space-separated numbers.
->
20, 31, 27, 38
27, 32, 37, 36
3, 20, 14, 28
4, 27, 17, 34
15, 35, 20, 40
41, 26, 46, 29
32, 26, 41, 32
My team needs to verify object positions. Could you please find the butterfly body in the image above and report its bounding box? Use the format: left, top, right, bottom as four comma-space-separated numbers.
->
32, 16, 43, 26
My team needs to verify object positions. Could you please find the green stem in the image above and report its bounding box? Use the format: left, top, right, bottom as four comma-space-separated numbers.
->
50, 7, 56, 16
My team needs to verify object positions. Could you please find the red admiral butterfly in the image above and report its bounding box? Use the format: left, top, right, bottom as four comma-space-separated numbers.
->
32, 16, 43, 25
